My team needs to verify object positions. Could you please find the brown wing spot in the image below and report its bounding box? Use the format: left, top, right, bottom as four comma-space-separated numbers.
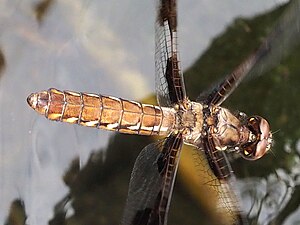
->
158, 0, 177, 31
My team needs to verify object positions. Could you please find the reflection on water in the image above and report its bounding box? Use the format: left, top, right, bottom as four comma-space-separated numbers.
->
34, 0, 54, 23
0, 48, 6, 75
5, 199, 26, 225
1, 0, 299, 225
239, 170, 295, 224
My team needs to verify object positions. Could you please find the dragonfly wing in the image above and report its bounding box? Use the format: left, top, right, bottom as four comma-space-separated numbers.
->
155, 0, 187, 107
204, 0, 300, 106
198, 135, 247, 225
121, 132, 183, 225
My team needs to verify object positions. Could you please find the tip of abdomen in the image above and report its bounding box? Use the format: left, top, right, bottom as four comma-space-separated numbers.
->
27, 91, 49, 115
27, 93, 37, 108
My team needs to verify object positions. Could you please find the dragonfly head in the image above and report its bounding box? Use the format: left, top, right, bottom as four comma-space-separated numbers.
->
240, 116, 272, 160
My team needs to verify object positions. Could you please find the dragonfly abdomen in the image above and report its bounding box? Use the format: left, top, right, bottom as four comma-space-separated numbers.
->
27, 88, 175, 136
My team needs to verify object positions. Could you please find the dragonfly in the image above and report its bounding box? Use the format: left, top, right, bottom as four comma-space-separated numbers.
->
28, 0, 300, 224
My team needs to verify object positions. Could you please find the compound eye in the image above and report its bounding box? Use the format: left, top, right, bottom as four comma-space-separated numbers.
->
241, 116, 272, 160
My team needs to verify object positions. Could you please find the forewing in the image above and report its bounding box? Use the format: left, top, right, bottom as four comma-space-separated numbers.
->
121, 133, 183, 225
155, 0, 187, 106
204, 0, 300, 106
197, 135, 247, 225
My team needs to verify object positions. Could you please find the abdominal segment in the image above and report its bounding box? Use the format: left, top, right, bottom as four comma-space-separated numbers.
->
27, 88, 175, 136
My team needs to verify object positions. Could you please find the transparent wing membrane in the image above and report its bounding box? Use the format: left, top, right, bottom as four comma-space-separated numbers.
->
155, 0, 186, 106
122, 133, 183, 225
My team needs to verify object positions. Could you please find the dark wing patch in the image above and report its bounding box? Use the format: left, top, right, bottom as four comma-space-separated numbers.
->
121, 133, 183, 225
198, 136, 247, 225
158, 0, 177, 31
203, 53, 257, 106
155, 0, 186, 106
202, 135, 233, 180
164, 56, 186, 105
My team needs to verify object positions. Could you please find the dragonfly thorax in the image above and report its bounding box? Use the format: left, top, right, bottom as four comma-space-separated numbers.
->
173, 100, 204, 146
211, 107, 247, 147
206, 106, 272, 160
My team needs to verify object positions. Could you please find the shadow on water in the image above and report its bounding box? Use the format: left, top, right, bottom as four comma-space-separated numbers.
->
5, 1, 300, 225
